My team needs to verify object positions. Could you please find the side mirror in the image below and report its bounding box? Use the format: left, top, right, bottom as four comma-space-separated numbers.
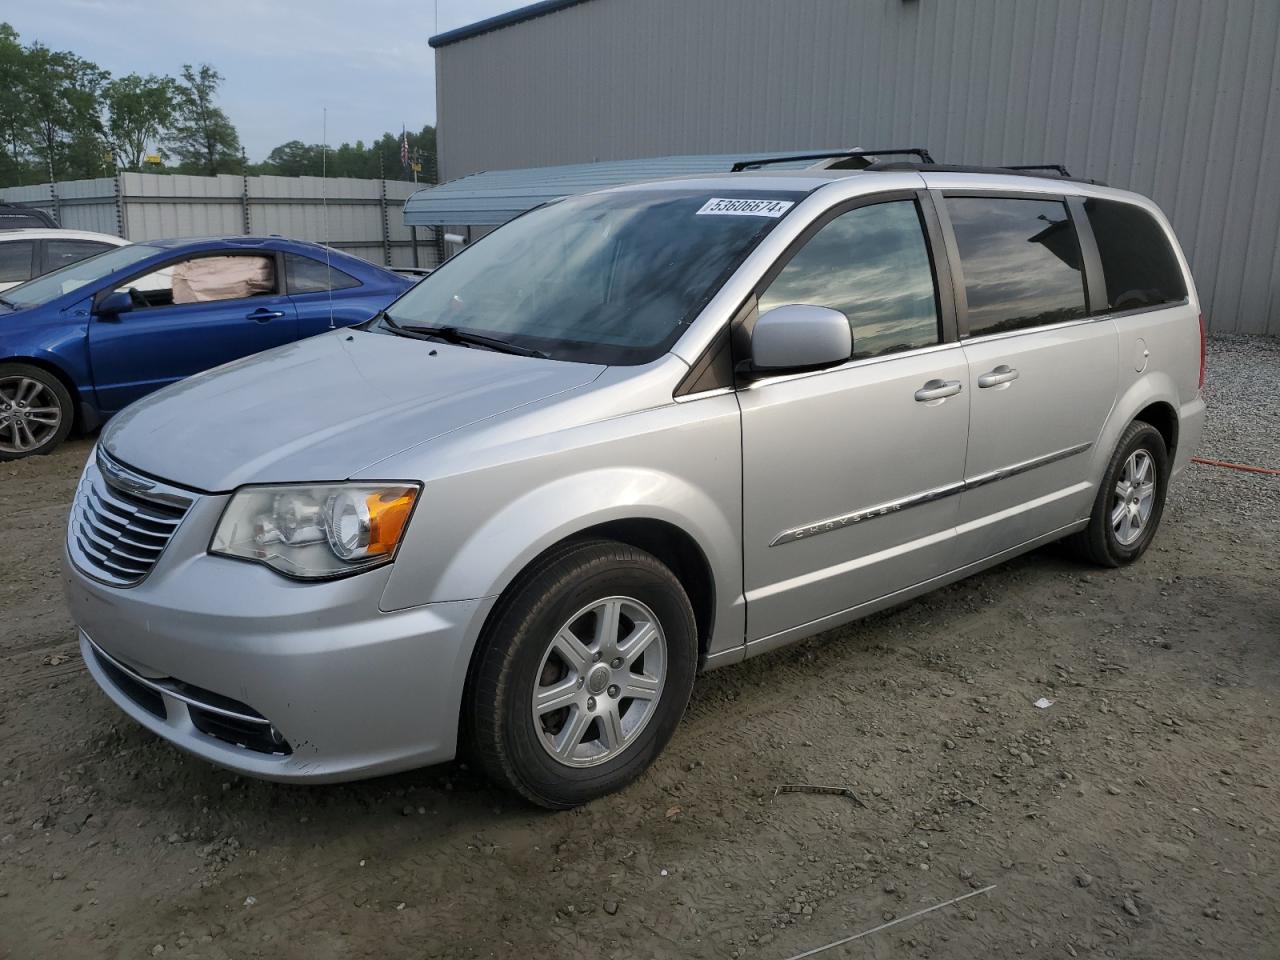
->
749, 304, 851, 373
96, 290, 134, 319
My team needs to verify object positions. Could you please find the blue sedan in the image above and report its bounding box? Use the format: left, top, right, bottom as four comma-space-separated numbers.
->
0, 237, 413, 459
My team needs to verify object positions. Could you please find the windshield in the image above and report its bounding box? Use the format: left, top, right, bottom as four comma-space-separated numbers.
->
379, 188, 803, 364
3, 243, 160, 308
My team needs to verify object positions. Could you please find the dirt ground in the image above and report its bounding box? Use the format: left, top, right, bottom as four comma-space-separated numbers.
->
1, 337, 1277, 960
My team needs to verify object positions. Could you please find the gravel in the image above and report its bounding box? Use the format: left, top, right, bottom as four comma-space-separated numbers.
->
1166, 336, 1279, 529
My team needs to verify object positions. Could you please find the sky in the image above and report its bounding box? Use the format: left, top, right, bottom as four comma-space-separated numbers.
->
5, 0, 528, 161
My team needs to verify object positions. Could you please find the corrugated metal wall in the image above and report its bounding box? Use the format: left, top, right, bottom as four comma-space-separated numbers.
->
2, 174, 438, 268
435, 0, 1280, 335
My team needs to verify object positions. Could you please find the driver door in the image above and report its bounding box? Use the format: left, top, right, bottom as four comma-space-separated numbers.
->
739, 194, 969, 651
88, 253, 298, 412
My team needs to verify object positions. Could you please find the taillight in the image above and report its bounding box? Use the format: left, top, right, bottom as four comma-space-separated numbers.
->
1197, 312, 1206, 391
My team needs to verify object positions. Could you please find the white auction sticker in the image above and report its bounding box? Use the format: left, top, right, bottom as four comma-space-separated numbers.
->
696, 197, 794, 218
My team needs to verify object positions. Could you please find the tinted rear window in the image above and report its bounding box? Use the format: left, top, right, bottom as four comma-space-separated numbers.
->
948, 196, 1088, 336
46, 239, 114, 271
0, 240, 34, 283
286, 253, 361, 293
1083, 198, 1186, 311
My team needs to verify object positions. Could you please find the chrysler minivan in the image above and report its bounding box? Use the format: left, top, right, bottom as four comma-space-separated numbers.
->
62, 154, 1204, 807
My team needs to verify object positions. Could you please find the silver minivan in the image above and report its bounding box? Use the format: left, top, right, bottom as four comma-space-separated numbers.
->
63, 155, 1205, 807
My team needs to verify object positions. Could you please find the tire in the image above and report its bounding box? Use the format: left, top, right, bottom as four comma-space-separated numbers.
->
1066, 420, 1169, 567
468, 539, 698, 809
0, 362, 74, 461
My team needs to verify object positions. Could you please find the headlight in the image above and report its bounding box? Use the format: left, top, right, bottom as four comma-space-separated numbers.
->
210, 483, 420, 579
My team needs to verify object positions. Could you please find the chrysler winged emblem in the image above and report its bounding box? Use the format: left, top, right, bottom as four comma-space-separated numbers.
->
97, 448, 156, 495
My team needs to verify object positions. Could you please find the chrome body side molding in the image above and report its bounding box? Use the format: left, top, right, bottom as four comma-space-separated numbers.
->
770, 481, 966, 546
770, 441, 1093, 547
962, 441, 1093, 491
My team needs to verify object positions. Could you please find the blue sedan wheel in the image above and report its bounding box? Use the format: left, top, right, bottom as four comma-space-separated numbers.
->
0, 363, 74, 460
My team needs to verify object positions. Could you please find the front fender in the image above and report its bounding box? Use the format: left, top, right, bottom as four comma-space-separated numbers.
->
435, 466, 734, 606
378, 393, 746, 657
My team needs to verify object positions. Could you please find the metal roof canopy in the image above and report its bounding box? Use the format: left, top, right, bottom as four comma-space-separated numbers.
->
429, 0, 594, 48
401, 150, 843, 227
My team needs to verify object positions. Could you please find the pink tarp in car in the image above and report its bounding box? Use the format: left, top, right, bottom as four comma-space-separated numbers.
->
172, 256, 273, 304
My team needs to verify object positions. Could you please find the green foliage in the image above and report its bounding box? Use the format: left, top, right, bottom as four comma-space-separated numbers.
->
165, 64, 241, 175
104, 73, 178, 169
0, 23, 437, 188
253, 125, 438, 181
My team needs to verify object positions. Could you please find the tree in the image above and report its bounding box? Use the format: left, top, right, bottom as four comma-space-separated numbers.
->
261, 139, 324, 177
21, 42, 108, 180
166, 64, 240, 175
254, 124, 438, 182
0, 23, 34, 181
104, 73, 177, 170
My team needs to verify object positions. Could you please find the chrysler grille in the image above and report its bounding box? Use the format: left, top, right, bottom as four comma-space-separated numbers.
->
68, 453, 192, 585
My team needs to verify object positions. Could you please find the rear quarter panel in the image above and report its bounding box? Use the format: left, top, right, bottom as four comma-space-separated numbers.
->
1091, 198, 1203, 485
1103, 300, 1204, 480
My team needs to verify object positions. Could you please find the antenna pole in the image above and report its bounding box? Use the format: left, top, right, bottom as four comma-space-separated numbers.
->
322, 107, 334, 330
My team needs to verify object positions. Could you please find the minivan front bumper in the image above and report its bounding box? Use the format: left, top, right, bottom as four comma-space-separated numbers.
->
64, 547, 493, 783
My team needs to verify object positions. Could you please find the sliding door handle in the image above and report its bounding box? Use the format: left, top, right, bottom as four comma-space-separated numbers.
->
914, 379, 963, 402
977, 365, 1020, 388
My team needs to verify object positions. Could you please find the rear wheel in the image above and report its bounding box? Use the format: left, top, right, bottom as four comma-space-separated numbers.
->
1066, 421, 1169, 566
468, 540, 697, 808
0, 363, 73, 461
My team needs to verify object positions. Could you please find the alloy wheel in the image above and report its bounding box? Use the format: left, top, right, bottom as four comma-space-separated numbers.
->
0, 376, 62, 455
1111, 449, 1156, 546
531, 596, 667, 768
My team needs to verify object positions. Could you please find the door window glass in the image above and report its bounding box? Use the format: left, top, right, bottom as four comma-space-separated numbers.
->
758, 200, 940, 359
119, 255, 277, 308
46, 239, 114, 272
285, 253, 361, 293
947, 196, 1087, 336
0, 240, 35, 284
1083, 198, 1187, 311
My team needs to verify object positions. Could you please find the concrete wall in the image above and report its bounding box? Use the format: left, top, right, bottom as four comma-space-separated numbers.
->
434, 0, 1280, 335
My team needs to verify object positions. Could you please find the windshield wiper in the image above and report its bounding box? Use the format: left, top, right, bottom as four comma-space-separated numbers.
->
383, 315, 547, 359
0, 297, 16, 308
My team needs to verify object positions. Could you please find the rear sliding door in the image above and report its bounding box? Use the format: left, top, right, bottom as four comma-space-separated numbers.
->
939, 192, 1118, 564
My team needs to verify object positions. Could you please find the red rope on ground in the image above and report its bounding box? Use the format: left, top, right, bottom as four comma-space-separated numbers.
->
1191, 456, 1280, 477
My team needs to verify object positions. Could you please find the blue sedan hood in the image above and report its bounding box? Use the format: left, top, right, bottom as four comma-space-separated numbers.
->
102, 329, 604, 490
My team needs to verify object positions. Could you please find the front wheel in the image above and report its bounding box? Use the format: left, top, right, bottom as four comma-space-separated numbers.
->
0, 363, 74, 461
468, 540, 697, 808
1066, 420, 1169, 566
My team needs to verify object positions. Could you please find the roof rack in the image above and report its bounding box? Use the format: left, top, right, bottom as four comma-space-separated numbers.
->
1004, 163, 1072, 177
862, 160, 1103, 185
730, 148, 935, 173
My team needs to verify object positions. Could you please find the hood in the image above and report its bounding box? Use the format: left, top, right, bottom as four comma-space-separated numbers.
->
102, 329, 604, 490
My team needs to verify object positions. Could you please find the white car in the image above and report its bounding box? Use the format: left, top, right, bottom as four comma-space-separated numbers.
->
0, 229, 130, 293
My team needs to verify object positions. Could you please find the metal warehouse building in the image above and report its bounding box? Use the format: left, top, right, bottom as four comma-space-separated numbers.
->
415, 0, 1280, 336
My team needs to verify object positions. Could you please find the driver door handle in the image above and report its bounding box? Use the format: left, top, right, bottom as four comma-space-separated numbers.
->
247, 308, 286, 323
914, 379, 963, 402
977, 365, 1020, 388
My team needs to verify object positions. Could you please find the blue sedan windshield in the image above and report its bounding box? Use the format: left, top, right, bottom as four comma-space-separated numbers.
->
4, 244, 161, 308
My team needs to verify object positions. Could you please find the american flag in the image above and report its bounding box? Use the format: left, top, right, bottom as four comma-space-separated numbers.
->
400, 128, 410, 173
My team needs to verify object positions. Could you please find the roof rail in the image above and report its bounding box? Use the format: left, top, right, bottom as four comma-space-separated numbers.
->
730, 148, 935, 173
1004, 163, 1072, 177
863, 160, 1104, 186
